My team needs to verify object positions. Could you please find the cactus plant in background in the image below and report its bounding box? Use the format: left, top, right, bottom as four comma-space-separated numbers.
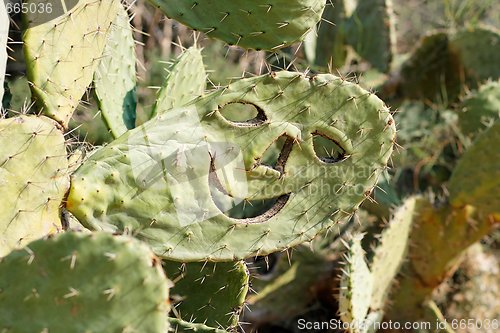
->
23, 0, 121, 128
151, 45, 206, 117
457, 80, 500, 139
164, 260, 249, 330
94, 2, 137, 137
339, 234, 373, 329
346, 0, 396, 73
304, 0, 350, 69
448, 121, 500, 221
304, 0, 396, 72
338, 197, 415, 331
147, 0, 326, 50
0, 115, 69, 257
66, 71, 396, 261
0, 232, 172, 333
0, 0, 8, 103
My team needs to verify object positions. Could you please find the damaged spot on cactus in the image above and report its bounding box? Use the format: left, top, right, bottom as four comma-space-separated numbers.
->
312, 132, 346, 164
219, 102, 267, 126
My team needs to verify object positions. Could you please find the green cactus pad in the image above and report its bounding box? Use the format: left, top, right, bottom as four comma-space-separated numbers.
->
0, 115, 69, 257
346, 0, 396, 72
457, 80, 500, 138
450, 26, 500, 83
304, 0, 349, 69
0, 232, 171, 332
168, 318, 228, 333
448, 121, 500, 221
339, 234, 373, 326
23, 0, 120, 128
67, 71, 395, 261
94, 3, 137, 137
370, 196, 415, 310
0, 0, 8, 104
152, 46, 206, 117
399, 32, 463, 102
164, 260, 249, 329
148, 0, 325, 50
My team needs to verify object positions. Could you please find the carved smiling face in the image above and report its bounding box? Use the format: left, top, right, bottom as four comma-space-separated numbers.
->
67, 72, 395, 261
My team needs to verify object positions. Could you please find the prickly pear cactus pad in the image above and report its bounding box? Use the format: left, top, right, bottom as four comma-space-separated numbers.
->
0, 115, 69, 257
304, 0, 349, 69
450, 26, 500, 83
339, 234, 373, 327
346, 0, 396, 73
152, 46, 206, 117
399, 32, 463, 101
457, 80, 500, 138
67, 71, 396, 261
164, 261, 249, 329
0, 0, 8, 103
0, 232, 171, 333
370, 196, 414, 310
23, 0, 121, 128
94, 2, 137, 137
148, 0, 326, 50
448, 121, 500, 221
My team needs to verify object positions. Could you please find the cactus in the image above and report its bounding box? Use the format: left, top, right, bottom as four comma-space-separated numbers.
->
450, 26, 500, 83
147, 0, 326, 50
339, 234, 373, 330
0, 0, 8, 104
151, 46, 206, 117
94, 2, 137, 137
23, 0, 121, 128
397, 31, 463, 102
0, 115, 69, 257
304, 0, 349, 69
338, 197, 415, 330
168, 318, 229, 333
448, 121, 500, 221
164, 260, 249, 329
369, 196, 415, 309
304, 0, 395, 72
457, 80, 500, 139
0, 232, 172, 332
346, 0, 396, 72
387, 196, 499, 322
66, 71, 396, 261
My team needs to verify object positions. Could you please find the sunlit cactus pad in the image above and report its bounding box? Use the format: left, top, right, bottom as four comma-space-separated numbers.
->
23, 0, 121, 127
0, 115, 69, 257
67, 71, 396, 261
0, 232, 171, 333
148, 0, 326, 50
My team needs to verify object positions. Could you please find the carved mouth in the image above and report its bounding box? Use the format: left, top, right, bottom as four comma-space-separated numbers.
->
208, 136, 294, 224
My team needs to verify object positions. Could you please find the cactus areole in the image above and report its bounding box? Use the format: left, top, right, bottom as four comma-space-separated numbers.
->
67, 72, 396, 261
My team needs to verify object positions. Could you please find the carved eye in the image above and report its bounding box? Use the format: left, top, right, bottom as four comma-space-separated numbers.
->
312, 132, 346, 163
219, 102, 267, 127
